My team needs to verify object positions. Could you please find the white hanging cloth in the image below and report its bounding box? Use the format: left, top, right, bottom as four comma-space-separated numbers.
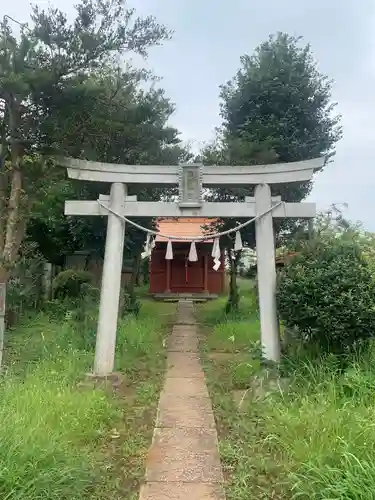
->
234, 230, 243, 252
212, 237, 221, 271
141, 233, 153, 259
211, 237, 218, 258
165, 240, 173, 260
188, 241, 198, 262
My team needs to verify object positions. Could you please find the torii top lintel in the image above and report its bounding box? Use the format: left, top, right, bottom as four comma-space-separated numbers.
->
58, 156, 325, 186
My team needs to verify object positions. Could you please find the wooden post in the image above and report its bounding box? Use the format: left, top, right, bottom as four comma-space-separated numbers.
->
94, 183, 127, 376
165, 258, 171, 293
0, 282, 5, 369
255, 183, 280, 362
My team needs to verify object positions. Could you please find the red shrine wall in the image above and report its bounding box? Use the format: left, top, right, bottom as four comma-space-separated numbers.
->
149, 243, 225, 294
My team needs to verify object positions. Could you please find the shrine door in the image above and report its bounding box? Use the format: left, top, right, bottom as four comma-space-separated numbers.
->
170, 251, 204, 293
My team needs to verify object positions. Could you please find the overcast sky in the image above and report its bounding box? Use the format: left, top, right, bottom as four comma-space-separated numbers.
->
5, 0, 375, 229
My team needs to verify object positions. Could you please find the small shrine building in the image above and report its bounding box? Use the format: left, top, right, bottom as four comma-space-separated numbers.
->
149, 217, 225, 295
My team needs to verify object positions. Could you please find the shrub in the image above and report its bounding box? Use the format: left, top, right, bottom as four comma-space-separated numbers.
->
52, 269, 93, 299
277, 235, 375, 354
121, 284, 140, 317
6, 242, 45, 324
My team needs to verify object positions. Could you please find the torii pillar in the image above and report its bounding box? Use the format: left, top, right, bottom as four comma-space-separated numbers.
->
94, 183, 127, 375
255, 183, 280, 362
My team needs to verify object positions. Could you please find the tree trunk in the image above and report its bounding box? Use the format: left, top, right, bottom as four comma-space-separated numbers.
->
135, 252, 142, 287
0, 168, 7, 258
130, 251, 142, 291
226, 248, 240, 314
0, 107, 9, 258
0, 99, 25, 283
0, 168, 9, 283
2, 167, 22, 269
142, 258, 150, 284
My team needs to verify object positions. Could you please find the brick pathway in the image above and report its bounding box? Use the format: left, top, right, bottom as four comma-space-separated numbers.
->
139, 300, 225, 500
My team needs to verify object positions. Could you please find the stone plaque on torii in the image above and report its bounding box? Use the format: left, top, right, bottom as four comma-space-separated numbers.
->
61, 157, 323, 376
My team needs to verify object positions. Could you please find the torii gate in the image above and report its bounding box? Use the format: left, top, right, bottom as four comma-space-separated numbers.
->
61, 157, 323, 376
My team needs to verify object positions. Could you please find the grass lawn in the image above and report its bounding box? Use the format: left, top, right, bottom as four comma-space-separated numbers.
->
198, 278, 375, 500
0, 297, 175, 500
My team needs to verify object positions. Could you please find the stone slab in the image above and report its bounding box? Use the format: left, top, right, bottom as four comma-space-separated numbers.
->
168, 334, 199, 352
139, 482, 225, 500
157, 394, 216, 429
163, 377, 210, 398
146, 427, 223, 483
167, 352, 204, 378
176, 302, 196, 325
172, 324, 197, 334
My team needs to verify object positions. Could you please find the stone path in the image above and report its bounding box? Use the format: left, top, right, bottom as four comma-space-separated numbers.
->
139, 300, 225, 500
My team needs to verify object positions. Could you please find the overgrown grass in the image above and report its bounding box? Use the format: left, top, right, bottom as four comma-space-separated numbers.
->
199, 281, 260, 390
198, 278, 375, 499
0, 297, 174, 500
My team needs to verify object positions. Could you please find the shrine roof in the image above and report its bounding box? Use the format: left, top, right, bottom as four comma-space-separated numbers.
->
155, 217, 217, 243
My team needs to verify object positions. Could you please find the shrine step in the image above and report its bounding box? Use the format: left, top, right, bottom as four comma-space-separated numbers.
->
151, 293, 218, 302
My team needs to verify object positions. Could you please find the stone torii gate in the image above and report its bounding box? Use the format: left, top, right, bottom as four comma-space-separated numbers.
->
61, 157, 324, 376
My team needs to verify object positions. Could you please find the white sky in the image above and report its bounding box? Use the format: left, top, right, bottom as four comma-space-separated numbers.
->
4, 0, 375, 229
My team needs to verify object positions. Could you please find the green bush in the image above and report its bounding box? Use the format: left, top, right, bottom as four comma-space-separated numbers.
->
6, 242, 45, 324
52, 269, 93, 299
277, 236, 375, 354
121, 284, 140, 317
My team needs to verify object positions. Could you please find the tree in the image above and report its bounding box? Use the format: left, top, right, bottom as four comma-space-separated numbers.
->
201, 32, 342, 312
26, 67, 191, 273
26, 67, 193, 292
0, 0, 171, 282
